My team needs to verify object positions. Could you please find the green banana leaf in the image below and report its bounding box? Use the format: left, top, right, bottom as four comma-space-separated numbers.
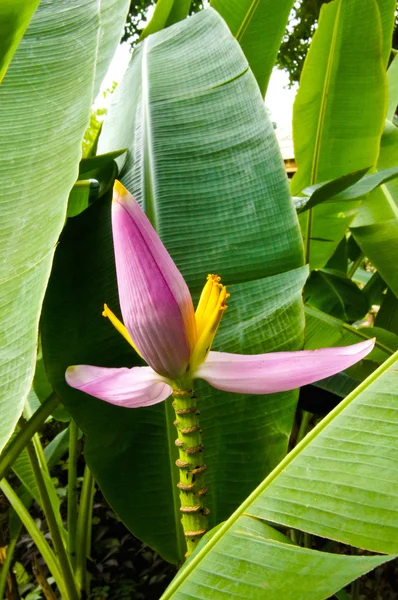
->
294, 166, 398, 213
7, 424, 71, 561
67, 182, 94, 218
350, 54, 398, 297
7, 414, 67, 549
211, 0, 294, 96
0, 0, 40, 84
165, 0, 193, 27
160, 352, 398, 599
0, 0, 130, 454
377, 0, 397, 67
376, 289, 398, 333
387, 51, 398, 121
304, 305, 394, 384
291, 0, 390, 269
361, 272, 387, 306
139, 0, 192, 41
304, 271, 368, 322
42, 9, 306, 563
11, 449, 41, 507
324, 237, 350, 276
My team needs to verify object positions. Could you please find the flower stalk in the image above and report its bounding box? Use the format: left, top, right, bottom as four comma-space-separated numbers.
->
172, 388, 208, 557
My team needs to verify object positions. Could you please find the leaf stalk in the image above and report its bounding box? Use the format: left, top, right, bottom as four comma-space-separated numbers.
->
26, 441, 79, 600
0, 393, 60, 481
67, 419, 79, 568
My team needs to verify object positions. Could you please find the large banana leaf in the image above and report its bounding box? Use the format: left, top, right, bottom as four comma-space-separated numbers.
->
304, 306, 394, 361
211, 0, 294, 96
0, 0, 129, 454
0, 0, 40, 83
304, 305, 395, 393
377, 0, 397, 67
387, 52, 398, 120
350, 56, 398, 297
42, 9, 305, 563
304, 271, 368, 322
160, 352, 398, 599
291, 0, 389, 269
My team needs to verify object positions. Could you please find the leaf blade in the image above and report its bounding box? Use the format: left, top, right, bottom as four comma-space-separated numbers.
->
0, 0, 130, 453
211, 0, 294, 96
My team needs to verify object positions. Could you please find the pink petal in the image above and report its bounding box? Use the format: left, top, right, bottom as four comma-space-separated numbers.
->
112, 182, 196, 380
65, 364, 172, 408
196, 339, 375, 394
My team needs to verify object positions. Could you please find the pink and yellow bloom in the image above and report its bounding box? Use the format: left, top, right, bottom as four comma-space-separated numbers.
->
66, 181, 375, 406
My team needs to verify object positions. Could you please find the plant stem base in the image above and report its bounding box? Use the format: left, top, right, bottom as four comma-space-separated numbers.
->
172, 389, 208, 557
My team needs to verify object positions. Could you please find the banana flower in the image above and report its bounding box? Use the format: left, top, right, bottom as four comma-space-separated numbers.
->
66, 181, 374, 405
66, 181, 374, 556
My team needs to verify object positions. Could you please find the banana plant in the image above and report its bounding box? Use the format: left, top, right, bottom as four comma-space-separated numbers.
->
1, 0, 398, 598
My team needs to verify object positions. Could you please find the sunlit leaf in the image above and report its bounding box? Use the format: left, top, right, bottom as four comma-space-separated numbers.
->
0, 0, 130, 453
211, 0, 294, 96
292, 0, 389, 268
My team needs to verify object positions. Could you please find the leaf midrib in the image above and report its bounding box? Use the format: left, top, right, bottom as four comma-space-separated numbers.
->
306, 0, 342, 263
304, 305, 395, 356
141, 37, 158, 230
235, 0, 260, 41
317, 271, 348, 321
160, 350, 398, 597
310, 0, 341, 184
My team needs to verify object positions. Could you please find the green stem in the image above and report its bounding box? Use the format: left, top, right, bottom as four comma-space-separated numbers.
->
22, 401, 50, 477
0, 533, 18, 599
334, 590, 351, 600
0, 393, 60, 481
0, 479, 68, 599
67, 420, 79, 568
347, 252, 364, 279
33, 432, 50, 475
295, 411, 312, 547
289, 529, 298, 545
75, 463, 95, 594
26, 441, 79, 600
172, 388, 208, 558
351, 578, 360, 600
305, 209, 313, 265
303, 531, 312, 549
296, 410, 312, 446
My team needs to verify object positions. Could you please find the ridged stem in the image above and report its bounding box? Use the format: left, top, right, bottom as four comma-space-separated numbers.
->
172, 388, 208, 557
